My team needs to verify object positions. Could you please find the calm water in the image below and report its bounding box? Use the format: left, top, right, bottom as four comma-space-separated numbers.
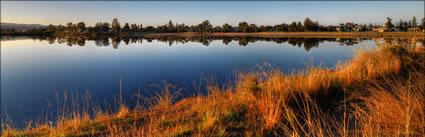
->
1, 36, 385, 126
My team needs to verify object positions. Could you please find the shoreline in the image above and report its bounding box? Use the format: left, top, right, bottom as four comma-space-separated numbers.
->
1, 32, 424, 39
140, 32, 425, 38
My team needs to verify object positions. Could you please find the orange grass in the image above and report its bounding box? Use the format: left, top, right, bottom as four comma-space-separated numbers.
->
2, 41, 424, 137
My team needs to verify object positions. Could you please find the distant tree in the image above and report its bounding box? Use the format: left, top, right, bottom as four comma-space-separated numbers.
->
95, 22, 103, 32
367, 23, 374, 31
222, 23, 233, 32
385, 17, 394, 31
303, 17, 314, 31
77, 22, 86, 32
213, 26, 222, 32
111, 18, 120, 32
403, 21, 410, 30
249, 24, 258, 32
102, 22, 110, 32
145, 26, 155, 32
168, 20, 175, 32
397, 19, 405, 31
46, 24, 56, 32
346, 22, 355, 31
258, 25, 266, 32
296, 21, 303, 32
199, 20, 212, 32
122, 23, 130, 32
175, 23, 187, 32
238, 22, 249, 32
422, 18, 425, 29
66, 22, 73, 32
288, 22, 297, 32
57, 25, 66, 32
130, 24, 138, 32
412, 16, 417, 28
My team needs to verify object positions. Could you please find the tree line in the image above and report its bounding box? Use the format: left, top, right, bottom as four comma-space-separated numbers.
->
1, 17, 424, 35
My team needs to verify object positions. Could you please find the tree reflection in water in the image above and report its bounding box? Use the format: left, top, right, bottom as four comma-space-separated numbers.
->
2, 36, 423, 51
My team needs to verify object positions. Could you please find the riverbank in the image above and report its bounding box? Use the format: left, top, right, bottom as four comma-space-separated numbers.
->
141, 32, 425, 38
2, 40, 424, 136
2, 32, 424, 39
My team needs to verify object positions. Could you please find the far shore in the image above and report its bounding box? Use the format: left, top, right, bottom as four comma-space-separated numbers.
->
139, 32, 425, 38
1, 32, 424, 39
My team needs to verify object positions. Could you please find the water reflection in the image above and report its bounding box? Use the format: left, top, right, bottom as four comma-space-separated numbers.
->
4, 36, 422, 51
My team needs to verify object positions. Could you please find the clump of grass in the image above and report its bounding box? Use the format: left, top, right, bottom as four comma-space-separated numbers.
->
2, 41, 424, 137
351, 72, 425, 136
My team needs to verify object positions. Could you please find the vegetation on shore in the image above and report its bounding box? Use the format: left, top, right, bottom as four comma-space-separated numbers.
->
2, 16, 424, 37
2, 38, 424, 136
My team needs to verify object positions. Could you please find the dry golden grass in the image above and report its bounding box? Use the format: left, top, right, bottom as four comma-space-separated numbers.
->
2, 41, 424, 137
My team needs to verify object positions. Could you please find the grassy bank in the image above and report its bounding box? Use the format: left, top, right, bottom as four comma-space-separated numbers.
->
2, 41, 425, 137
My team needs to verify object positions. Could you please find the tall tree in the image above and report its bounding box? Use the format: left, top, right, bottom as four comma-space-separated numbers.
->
111, 18, 121, 32
422, 18, 425, 30
412, 16, 417, 27
385, 17, 394, 31
397, 19, 404, 31
303, 17, 314, 31
168, 20, 175, 32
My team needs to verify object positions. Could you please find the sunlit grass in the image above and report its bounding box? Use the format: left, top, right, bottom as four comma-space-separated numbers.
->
2, 41, 424, 137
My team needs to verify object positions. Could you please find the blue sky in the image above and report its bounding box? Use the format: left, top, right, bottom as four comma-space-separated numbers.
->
1, 1, 424, 26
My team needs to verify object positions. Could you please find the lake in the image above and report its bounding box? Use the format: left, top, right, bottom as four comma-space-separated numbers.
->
0, 36, 413, 126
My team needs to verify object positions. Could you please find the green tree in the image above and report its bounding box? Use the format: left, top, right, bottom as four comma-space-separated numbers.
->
385, 17, 394, 31
412, 16, 417, 27
222, 23, 233, 32
238, 22, 249, 32
198, 20, 212, 32
213, 26, 222, 32
303, 17, 314, 31
422, 18, 425, 30
249, 24, 258, 32
397, 19, 405, 31
296, 21, 303, 32
288, 22, 297, 32
168, 20, 175, 32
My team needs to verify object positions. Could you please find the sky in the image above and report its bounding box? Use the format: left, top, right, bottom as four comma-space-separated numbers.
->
1, 1, 424, 26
